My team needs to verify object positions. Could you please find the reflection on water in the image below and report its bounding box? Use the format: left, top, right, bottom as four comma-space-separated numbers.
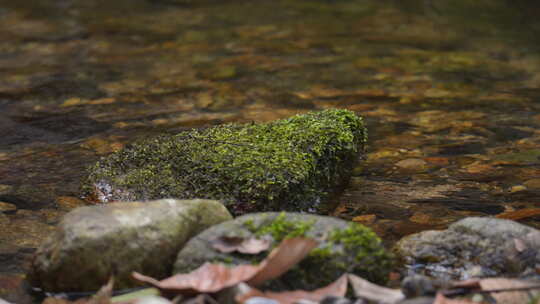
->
1, 0, 540, 300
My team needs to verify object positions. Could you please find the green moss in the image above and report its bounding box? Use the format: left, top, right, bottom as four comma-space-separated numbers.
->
83, 109, 366, 214
328, 223, 394, 282
251, 213, 315, 241
239, 214, 393, 288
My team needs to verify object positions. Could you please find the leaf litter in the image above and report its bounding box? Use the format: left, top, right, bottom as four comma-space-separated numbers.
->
235, 274, 348, 304
41, 237, 540, 304
133, 238, 318, 294
209, 236, 271, 254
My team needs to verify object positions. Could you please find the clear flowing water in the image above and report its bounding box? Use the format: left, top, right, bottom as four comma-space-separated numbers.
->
1, 0, 540, 301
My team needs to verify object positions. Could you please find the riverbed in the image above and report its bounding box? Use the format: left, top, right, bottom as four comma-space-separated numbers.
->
1, 0, 540, 301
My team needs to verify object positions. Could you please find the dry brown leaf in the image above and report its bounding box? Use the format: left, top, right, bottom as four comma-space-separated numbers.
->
133, 238, 318, 295
348, 274, 404, 304
496, 208, 540, 220
449, 278, 481, 289
210, 236, 271, 254
133, 263, 260, 295
478, 278, 540, 304
352, 214, 376, 224
331, 204, 349, 217
246, 238, 318, 286
433, 292, 477, 304
236, 274, 348, 304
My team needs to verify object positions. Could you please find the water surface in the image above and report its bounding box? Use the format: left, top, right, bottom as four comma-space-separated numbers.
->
1, 0, 540, 300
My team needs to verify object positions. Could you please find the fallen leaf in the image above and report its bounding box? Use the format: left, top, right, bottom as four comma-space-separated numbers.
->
449, 279, 481, 289
247, 238, 318, 286
331, 204, 349, 217
210, 236, 270, 254
133, 238, 318, 295
409, 212, 434, 225
464, 162, 493, 174
236, 274, 348, 304
348, 274, 404, 304
478, 278, 540, 304
514, 238, 528, 252
90, 277, 114, 304
133, 263, 260, 295
432, 292, 476, 304
352, 214, 376, 224
496, 208, 540, 220
424, 157, 450, 166
293, 86, 347, 99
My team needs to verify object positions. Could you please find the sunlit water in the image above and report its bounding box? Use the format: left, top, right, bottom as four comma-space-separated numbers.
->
1, 0, 540, 301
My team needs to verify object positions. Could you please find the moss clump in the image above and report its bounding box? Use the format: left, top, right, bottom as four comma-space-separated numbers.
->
323, 223, 394, 283
247, 213, 315, 241
83, 109, 366, 214
239, 213, 393, 288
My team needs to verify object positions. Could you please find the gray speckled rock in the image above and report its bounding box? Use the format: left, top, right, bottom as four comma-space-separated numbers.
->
174, 212, 393, 290
28, 199, 232, 292
395, 217, 540, 280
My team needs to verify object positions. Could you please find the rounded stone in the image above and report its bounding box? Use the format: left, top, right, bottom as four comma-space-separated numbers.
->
395, 217, 540, 280
28, 199, 232, 292
395, 159, 427, 171
0, 201, 17, 213
174, 212, 393, 290
523, 179, 540, 189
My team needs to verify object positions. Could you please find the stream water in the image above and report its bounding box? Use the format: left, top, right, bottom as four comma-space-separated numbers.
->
1, 0, 540, 301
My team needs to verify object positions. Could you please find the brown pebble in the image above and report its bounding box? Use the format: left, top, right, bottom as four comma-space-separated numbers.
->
0, 201, 17, 213
55, 196, 87, 210
352, 214, 376, 224
396, 158, 427, 171
523, 179, 540, 189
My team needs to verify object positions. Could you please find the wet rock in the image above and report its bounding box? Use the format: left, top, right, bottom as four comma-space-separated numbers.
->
0, 185, 12, 196
0, 184, 56, 209
492, 149, 540, 165
435, 141, 485, 156
401, 275, 436, 298
83, 109, 366, 214
1, 113, 109, 147
54, 196, 87, 211
395, 217, 540, 280
409, 111, 484, 133
198, 65, 238, 80
174, 212, 393, 290
0, 213, 9, 227
395, 159, 427, 171
28, 199, 232, 292
523, 178, 540, 189
0, 202, 16, 214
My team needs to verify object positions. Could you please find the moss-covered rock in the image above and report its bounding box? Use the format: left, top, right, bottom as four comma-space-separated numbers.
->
174, 212, 394, 290
83, 109, 366, 214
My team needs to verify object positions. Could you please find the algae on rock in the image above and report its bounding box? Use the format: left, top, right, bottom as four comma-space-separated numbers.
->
174, 212, 394, 290
83, 109, 366, 214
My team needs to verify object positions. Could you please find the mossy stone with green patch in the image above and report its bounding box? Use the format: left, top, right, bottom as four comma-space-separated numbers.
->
174, 212, 394, 290
83, 109, 366, 214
